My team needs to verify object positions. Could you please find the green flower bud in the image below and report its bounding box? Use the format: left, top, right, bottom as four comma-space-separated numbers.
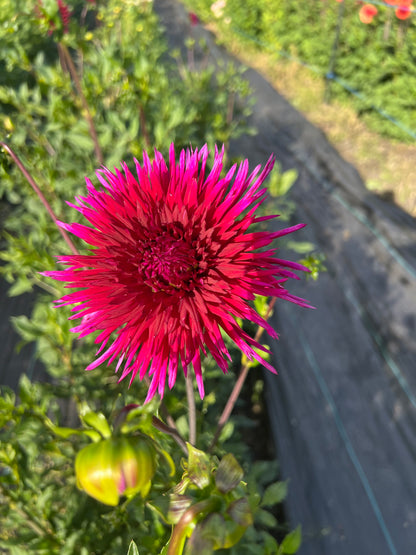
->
75, 435, 156, 506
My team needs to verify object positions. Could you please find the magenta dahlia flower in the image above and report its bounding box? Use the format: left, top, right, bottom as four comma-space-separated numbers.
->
45, 144, 309, 402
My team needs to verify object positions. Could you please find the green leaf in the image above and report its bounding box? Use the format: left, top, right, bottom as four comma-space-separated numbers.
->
262, 530, 279, 554
8, 277, 33, 296
286, 241, 315, 255
255, 509, 278, 529
218, 421, 234, 444
228, 497, 253, 527
254, 294, 269, 318
280, 525, 302, 554
215, 453, 244, 493
127, 540, 140, 555
186, 444, 212, 489
81, 411, 112, 439
65, 132, 94, 152
12, 315, 43, 342
47, 424, 101, 443
261, 481, 288, 507
279, 169, 298, 196
268, 168, 298, 198
18, 374, 38, 406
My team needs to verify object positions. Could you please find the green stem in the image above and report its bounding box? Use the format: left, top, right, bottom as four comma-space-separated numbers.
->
209, 297, 277, 453
167, 499, 218, 555
0, 142, 79, 256
186, 371, 197, 446
33, 276, 61, 297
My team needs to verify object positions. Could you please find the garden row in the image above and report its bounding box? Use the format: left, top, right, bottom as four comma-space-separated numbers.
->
187, 0, 416, 142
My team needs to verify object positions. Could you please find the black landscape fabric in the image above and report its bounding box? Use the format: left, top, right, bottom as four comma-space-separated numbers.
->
153, 2, 416, 554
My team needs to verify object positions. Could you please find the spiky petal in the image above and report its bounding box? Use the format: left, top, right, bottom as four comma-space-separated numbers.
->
45, 144, 310, 401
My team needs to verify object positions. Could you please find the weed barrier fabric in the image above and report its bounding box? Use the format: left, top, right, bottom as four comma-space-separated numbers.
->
154, 2, 416, 554
235, 68, 416, 555
0, 203, 46, 389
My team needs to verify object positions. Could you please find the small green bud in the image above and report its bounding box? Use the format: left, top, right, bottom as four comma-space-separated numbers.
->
75, 435, 156, 506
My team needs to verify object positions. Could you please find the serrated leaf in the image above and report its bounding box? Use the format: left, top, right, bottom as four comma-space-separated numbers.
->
18, 374, 36, 405
261, 481, 288, 507
11, 316, 43, 341
280, 525, 302, 554
255, 508, 278, 529
8, 277, 33, 296
186, 444, 212, 489
65, 132, 94, 152
215, 453, 244, 493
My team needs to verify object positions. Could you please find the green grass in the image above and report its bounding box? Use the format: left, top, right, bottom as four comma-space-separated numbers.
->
205, 20, 416, 217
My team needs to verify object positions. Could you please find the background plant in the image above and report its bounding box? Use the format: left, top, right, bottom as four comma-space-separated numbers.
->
0, 1, 314, 553
186, 0, 416, 142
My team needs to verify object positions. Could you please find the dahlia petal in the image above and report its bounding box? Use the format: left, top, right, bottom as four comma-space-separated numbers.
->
46, 144, 310, 401
145, 373, 159, 403
192, 351, 204, 399
168, 345, 180, 390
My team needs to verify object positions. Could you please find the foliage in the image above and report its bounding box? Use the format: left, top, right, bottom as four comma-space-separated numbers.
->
185, 0, 416, 142
0, 376, 174, 554
0, 0, 314, 552
0, 0, 253, 291
0, 366, 300, 554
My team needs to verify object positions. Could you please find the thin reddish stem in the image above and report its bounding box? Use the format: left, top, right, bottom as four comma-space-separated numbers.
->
152, 416, 188, 456
0, 142, 79, 256
209, 297, 277, 453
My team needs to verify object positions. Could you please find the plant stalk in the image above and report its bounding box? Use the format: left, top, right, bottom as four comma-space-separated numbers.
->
0, 142, 79, 256
167, 499, 218, 555
152, 416, 188, 456
209, 297, 277, 452
186, 371, 197, 446
58, 43, 103, 165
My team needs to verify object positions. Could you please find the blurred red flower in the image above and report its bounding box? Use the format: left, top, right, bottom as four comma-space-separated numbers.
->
359, 4, 378, 23
395, 5, 412, 19
189, 11, 200, 26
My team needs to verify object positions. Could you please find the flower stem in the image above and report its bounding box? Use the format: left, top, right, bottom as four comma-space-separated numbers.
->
209, 297, 277, 453
0, 142, 79, 256
167, 499, 218, 555
152, 416, 188, 456
58, 43, 103, 165
186, 371, 197, 446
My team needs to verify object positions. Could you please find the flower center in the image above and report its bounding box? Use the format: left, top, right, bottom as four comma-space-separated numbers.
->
141, 232, 200, 293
